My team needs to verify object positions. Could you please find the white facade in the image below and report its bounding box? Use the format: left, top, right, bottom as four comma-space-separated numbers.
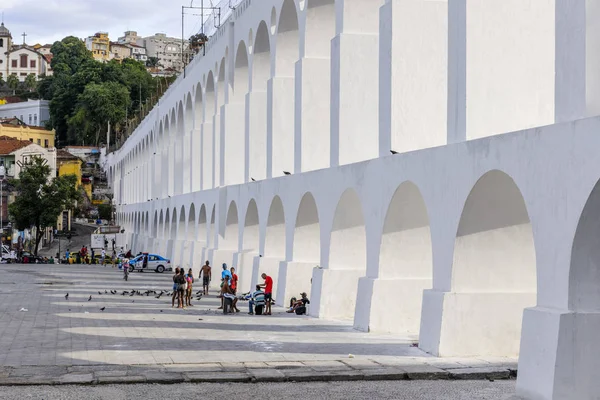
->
141, 33, 187, 71
106, 1, 600, 399
0, 142, 56, 178
0, 100, 50, 127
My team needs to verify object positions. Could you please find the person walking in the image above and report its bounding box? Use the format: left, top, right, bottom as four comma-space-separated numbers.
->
259, 273, 274, 315
101, 248, 106, 266
199, 261, 211, 295
230, 266, 240, 312
172, 267, 181, 308
177, 268, 187, 309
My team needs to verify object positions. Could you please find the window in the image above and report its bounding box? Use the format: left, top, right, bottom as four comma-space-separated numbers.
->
37, 139, 41, 145
11, 60, 17, 68
20, 115, 23, 121
0, 39, 3, 47
34, 115, 37, 125
44, 139, 48, 148
30, 60, 36, 68
20, 54, 28, 68
29, 138, 33, 142
28, 114, 32, 124
20, 73, 27, 77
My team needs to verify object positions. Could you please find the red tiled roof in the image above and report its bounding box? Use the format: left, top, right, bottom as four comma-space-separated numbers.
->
0, 136, 34, 155
57, 149, 80, 160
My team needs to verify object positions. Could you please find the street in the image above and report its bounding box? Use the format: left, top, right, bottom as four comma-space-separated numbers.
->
0, 381, 516, 400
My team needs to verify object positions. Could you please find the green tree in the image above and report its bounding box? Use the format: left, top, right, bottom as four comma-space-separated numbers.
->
0, 75, 5, 87
7, 74, 19, 95
189, 33, 208, 54
68, 81, 129, 145
146, 56, 159, 68
97, 204, 113, 221
8, 157, 80, 255
50, 36, 93, 75
24, 74, 37, 92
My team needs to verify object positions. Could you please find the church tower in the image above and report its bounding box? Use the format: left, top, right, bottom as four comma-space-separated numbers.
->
0, 22, 12, 79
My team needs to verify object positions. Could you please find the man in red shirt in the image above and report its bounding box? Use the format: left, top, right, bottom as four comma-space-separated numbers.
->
259, 273, 273, 315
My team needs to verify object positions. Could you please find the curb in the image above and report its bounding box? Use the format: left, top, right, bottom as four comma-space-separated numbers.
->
0, 364, 517, 386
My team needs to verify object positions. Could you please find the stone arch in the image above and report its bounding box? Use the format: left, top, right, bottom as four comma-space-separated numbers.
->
448, 169, 536, 356
170, 109, 176, 137
570, 179, 600, 311
293, 192, 320, 262
453, 170, 535, 292
205, 71, 216, 119
329, 189, 366, 271
158, 210, 164, 238
374, 181, 432, 334
217, 56, 227, 109
178, 205, 186, 240
164, 209, 171, 239
233, 40, 249, 100
265, 195, 286, 258
208, 205, 216, 247
253, 20, 271, 91
221, 201, 239, 250
152, 211, 158, 237
185, 92, 193, 133
243, 199, 260, 251
177, 101, 185, 137
304, 0, 335, 58
187, 203, 196, 241
195, 83, 203, 126
197, 204, 207, 243
276, 0, 300, 76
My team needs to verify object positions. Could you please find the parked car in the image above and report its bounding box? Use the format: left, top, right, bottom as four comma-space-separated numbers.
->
129, 253, 171, 273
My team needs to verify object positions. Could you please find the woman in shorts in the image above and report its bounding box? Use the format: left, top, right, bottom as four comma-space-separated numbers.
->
185, 268, 194, 307
172, 267, 180, 308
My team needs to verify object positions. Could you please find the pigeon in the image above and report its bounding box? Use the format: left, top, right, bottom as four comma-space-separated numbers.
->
283, 171, 291, 175
88, 295, 92, 301
65, 293, 69, 300
390, 150, 399, 155
155, 293, 163, 299
100, 307, 106, 311
160, 310, 163, 312
130, 292, 135, 297
98, 291, 102, 295
105, 290, 108, 294
251, 178, 256, 182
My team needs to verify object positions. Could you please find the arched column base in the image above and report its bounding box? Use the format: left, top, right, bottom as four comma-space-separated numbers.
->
276, 261, 316, 309
419, 289, 535, 357
517, 307, 600, 400
354, 277, 431, 335
310, 268, 363, 320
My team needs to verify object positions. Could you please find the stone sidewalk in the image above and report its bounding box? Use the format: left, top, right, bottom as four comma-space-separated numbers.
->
0, 264, 518, 386
0, 358, 517, 386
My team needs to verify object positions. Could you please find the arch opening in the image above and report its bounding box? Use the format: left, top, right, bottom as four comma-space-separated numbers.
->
276, 0, 300, 76
243, 199, 260, 252
329, 189, 366, 271
293, 192, 320, 262
304, 0, 335, 58
178, 206, 186, 240
445, 170, 536, 357
570, 180, 600, 311
265, 196, 286, 258
187, 204, 196, 241
197, 204, 207, 243
233, 41, 249, 101
253, 21, 271, 91
221, 201, 239, 250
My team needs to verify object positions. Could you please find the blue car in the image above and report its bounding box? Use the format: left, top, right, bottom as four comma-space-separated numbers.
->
129, 253, 172, 273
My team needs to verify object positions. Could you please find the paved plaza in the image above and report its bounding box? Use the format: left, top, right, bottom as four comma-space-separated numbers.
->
0, 264, 517, 387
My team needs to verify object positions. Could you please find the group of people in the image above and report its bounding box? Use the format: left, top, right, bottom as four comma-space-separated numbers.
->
193, 260, 308, 316
171, 267, 195, 309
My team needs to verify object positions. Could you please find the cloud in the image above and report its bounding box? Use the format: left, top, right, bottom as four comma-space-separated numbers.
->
2, 0, 205, 45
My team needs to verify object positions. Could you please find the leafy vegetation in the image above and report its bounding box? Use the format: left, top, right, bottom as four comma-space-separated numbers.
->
38, 36, 172, 147
8, 157, 81, 255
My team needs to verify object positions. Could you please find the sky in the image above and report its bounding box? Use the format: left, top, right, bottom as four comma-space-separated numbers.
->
1, 0, 212, 46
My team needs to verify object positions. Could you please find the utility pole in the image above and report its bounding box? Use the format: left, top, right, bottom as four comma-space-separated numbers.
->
107, 120, 110, 150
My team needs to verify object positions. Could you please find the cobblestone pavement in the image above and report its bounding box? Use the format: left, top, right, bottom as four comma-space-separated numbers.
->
0, 264, 518, 387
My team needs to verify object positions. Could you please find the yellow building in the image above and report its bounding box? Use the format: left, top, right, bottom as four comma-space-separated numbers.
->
0, 117, 55, 147
56, 149, 87, 233
85, 32, 110, 62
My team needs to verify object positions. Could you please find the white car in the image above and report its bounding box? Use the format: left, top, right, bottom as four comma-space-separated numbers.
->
129, 253, 172, 273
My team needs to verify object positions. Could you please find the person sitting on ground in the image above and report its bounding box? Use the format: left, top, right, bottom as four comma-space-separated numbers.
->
220, 275, 238, 313
287, 292, 310, 314
218, 264, 232, 310
247, 285, 265, 315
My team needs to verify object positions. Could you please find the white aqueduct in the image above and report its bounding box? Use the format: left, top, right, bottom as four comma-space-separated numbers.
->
106, 0, 600, 398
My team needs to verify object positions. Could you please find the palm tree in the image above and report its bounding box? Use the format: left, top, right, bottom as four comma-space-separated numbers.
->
7, 74, 19, 95
24, 74, 37, 92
